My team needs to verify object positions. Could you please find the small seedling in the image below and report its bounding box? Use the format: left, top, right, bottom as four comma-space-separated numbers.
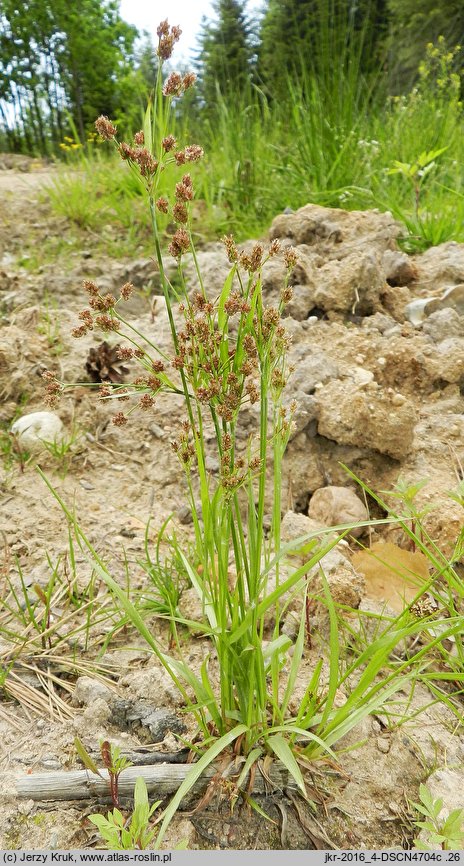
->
89, 776, 161, 850
412, 783, 464, 850
100, 740, 133, 808
387, 147, 448, 224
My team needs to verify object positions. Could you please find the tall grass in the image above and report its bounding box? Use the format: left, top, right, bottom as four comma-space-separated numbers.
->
45, 35, 464, 250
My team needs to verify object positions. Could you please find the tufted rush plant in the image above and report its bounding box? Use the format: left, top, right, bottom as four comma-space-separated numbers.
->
40, 20, 463, 846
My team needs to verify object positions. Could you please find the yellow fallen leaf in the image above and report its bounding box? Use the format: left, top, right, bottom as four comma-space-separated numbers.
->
352, 541, 430, 612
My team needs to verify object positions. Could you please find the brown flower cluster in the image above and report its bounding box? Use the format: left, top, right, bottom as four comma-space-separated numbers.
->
42, 370, 62, 408
156, 197, 169, 213
163, 71, 196, 97
157, 20, 182, 61
168, 227, 190, 259
222, 235, 238, 263
173, 145, 204, 166
95, 115, 117, 140
116, 346, 145, 361
283, 246, 298, 270
71, 281, 119, 337
171, 421, 196, 466
175, 173, 194, 201
162, 135, 177, 152
119, 142, 158, 178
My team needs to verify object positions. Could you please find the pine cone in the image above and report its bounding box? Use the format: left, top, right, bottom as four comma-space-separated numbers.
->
85, 342, 129, 383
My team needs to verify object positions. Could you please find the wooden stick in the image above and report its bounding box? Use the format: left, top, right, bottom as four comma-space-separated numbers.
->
16, 761, 292, 804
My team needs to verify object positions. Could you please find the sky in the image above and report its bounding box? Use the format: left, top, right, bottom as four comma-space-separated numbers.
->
119, 0, 261, 60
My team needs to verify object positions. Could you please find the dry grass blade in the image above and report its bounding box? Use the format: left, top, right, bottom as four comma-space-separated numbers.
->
4, 669, 74, 719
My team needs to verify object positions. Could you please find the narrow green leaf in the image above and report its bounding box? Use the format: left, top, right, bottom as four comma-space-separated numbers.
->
154, 724, 248, 849
74, 737, 104, 779
266, 734, 306, 797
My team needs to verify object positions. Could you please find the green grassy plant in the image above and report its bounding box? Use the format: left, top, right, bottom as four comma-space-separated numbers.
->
341, 468, 464, 721
38, 20, 464, 846
89, 777, 161, 850
411, 784, 464, 850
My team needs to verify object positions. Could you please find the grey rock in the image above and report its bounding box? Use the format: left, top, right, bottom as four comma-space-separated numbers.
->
289, 393, 319, 438
289, 347, 339, 394
422, 307, 464, 342
361, 312, 397, 333
72, 676, 115, 707
281, 510, 327, 547
177, 505, 193, 524
110, 700, 186, 742
382, 249, 417, 286
316, 379, 417, 460
315, 251, 385, 314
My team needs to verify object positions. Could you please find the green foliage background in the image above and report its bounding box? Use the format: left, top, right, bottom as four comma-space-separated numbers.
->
1, 0, 463, 248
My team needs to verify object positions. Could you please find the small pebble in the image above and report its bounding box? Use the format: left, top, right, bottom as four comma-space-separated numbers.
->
149, 423, 165, 438
178, 505, 193, 525
391, 393, 406, 406
18, 799, 35, 816
376, 737, 391, 754
40, 759, 61, 770
79, 479, 94, 490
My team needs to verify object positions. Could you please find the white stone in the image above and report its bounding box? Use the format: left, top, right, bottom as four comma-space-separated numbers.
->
11, 411, 63, 452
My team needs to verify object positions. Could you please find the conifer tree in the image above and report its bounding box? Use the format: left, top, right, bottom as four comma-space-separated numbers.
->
258, 0, 389, 97
196, 0, 255, 107
386, 0, 464, 86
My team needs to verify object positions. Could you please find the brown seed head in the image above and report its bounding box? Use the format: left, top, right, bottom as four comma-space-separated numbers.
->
134, 130, 144, 145
78, 309, 94, 328
152, 360, 165, 373
283, 246, 298, 269
120, 282, 134, 301
72, 325, 88, 338
183, 72, 196, 90
140, 394, 155, 410
222, 235, 238, 263
168, 227, 190, 258
174, 150, 186, 165
269, 239, 281, 257
280, 285, 294, 305
95, 315, 118, 332
134, 148, 158, 177
157, 19, 170, 37
162, 134, 177, 152
157, 24, 182, 61
116, 346, 136, 360
95, 115, 117, 140
112, 412, 128, 426
163, 72, 183, 96
173, 202, 188, 224
83, 279, 99, 296
156, 196, 169, 213
175, 179, 193, 201
250, 243, 263, 272
184, 144, 204, 162
119, 142, 138, 161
